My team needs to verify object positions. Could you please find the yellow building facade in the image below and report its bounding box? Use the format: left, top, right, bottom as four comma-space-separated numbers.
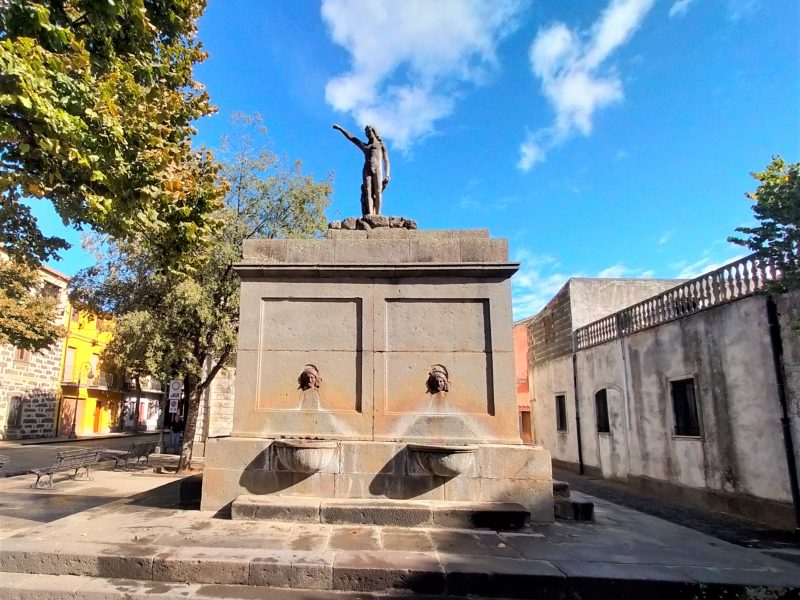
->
57, 307, 124, 437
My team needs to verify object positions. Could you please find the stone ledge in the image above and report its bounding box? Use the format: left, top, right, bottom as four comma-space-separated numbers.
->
234, 263, 520, 279
241, 233, 509, 266
230, 496, 530, 530
232, 494, 321, 522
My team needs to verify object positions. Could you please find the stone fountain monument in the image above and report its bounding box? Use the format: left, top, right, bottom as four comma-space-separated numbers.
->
200, 127, 553, 524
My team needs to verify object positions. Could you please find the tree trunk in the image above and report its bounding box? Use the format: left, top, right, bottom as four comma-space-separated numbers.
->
177, 373, 200, 473
133, 374, 142, 433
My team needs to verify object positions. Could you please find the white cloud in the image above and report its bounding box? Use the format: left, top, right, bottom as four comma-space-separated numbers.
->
512, 250, 572, 319
669, 253, 744, 279
518, 0, 654, 170
668, 0, 696, 19
596, 263, 655, 278
511, 249, 657, 319
658, 229, 674, 245
727, 0, 759, 21
322, 0, 523, 150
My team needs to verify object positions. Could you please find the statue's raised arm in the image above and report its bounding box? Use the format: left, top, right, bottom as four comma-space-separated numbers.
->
333, 124, 365, 150
333, 124, 390, 216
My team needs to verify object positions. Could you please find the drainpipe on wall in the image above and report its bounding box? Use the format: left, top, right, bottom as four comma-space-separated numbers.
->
572, 352, 585, 475
765, 294, 800, 530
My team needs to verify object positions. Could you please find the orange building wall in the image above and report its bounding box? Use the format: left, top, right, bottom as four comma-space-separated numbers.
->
513, 321, 532, 443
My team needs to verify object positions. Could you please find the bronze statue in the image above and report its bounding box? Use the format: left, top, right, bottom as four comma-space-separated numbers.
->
333, 124, 390, 216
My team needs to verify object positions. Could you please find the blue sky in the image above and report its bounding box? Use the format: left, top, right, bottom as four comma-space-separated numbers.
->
35, 0, 799, 319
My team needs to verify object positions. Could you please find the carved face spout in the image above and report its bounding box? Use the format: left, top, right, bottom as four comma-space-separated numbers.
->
298, 365, 321, 391
431, 373, 447, 393
426, 364, 449, 394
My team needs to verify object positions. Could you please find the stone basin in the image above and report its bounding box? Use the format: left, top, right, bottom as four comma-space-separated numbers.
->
273, 439, 338, 473
407, 443, 479, 477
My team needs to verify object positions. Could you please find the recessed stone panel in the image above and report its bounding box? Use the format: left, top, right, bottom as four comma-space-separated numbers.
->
255, 351, 362, 413
259, 298, 361, 352
381, 352, 492, 415
385, 299, 489, 352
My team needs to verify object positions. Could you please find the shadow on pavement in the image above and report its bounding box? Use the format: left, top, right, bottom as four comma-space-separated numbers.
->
127, 473, 202, 510
0, 492, 119, 523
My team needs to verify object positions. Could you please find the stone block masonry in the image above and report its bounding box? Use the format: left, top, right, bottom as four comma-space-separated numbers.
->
0, 343, 61, 440
202, 228, 554, 521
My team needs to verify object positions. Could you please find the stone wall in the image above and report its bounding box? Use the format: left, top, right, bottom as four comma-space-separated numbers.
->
527, 284, 573, 364
532, 291, 800, 528
0, 343, 62, 439
568, 278, 683, 330
194, 365, 236, 456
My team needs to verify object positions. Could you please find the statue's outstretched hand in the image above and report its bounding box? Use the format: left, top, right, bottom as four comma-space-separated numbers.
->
382, 177, 390, 191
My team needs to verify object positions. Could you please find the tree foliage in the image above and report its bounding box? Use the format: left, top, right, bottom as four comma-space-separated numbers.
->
71, 119, 332, 470
0, 259, 62, 350
730, 156, 800, 291
0, 0, 224, 267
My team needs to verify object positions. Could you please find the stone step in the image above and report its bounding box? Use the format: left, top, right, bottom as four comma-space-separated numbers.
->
1, 559, 797, 599
553, 480, 570, 499
231, 495, 529, 530
552, 483, 594, 521
554, 498, 594, 521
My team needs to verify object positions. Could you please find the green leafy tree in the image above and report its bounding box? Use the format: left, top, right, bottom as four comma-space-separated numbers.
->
730, 156, 800, 291
72, 120, 332, 470
1, 0, 223, 267
101, 311, 166, 431
0, 259, 62, 350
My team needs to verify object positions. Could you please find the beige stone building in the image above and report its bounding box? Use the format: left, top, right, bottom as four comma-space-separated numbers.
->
194, 364, 236, 457
527, 255, 800, 529
0, 265, 70, 440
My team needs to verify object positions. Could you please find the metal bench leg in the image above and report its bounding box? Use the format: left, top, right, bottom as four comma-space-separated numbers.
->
72, 466, 91, 481
33, 473, 53, 489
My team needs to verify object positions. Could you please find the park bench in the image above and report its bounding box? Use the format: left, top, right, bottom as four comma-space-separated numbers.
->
30, 448, 101, 489
105, 440, 159, 470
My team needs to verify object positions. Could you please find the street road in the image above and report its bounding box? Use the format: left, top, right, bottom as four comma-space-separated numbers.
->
0, 433, 162, 477
555, 467, 800, 554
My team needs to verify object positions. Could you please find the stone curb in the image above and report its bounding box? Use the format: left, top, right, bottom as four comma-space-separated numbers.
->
1, 571, 797, 600
0, 541, 797, 598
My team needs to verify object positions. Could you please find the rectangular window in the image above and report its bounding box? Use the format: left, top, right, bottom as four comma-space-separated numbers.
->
41, 282, 60, 299
520, 409, 533, 444
71, 307, 79, 322
595, 389, 610, 433
671, 378, 701, 437
555, 394, 567, 432
13, 347, 30, 363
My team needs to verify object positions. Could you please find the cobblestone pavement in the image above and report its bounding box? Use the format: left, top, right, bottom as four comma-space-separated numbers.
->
554, 467, 800, 553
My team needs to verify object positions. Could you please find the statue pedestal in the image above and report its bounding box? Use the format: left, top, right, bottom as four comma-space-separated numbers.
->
201, 228, 553, 521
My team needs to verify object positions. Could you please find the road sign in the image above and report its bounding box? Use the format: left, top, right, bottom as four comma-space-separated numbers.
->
169, 399, 180, 413
168, 380, 182, 400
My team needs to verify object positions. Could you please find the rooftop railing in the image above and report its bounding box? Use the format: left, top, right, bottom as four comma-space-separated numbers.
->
573, 252, 794, 351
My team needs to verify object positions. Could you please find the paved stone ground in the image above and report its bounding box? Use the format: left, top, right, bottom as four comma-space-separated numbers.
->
554, 467, 800, 554
0, 469, 799, 598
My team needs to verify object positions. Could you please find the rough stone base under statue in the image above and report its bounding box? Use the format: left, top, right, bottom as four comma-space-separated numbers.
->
201, 438, 553, 522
